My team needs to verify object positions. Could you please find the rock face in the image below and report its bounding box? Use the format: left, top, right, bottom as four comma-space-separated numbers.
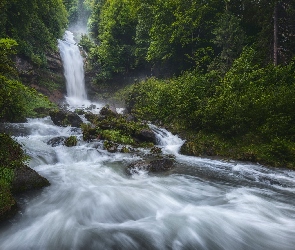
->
49, 110, 83, 127
127, 158, 174, 174
15, 53, 65, 104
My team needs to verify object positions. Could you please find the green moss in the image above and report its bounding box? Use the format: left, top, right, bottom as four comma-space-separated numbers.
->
0, 167, 14, 185
99, 129, 134, 145
82, 112, 154, 148
0, 180, 17, 220
65, 136, 78, 147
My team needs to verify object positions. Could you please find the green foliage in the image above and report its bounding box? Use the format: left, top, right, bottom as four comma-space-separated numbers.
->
63, 0, 79, 23
3, 0, 67, 63
91, 0, 139, 79
0, 179, 17, 220
86, 0, 295, 81
82, 112, 153, 147
0, 75, 55, 122
210, 12, 246, 73
79, 34, 95, 53
99, 129, 134, 145
0, 133, 29, 170
0, 38, 18, 76
126, 49, 295, 167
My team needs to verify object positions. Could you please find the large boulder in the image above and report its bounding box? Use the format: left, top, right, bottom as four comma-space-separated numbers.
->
11, 166, 50, 194
135, 129, 157, 144
149, 159, 174, 172
49, 110, 83, 127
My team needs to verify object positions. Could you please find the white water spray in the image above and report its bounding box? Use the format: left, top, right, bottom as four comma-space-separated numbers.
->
58, 31, 88, 106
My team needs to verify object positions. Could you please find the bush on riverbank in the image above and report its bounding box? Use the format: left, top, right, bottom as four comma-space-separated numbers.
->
126, 49, 295, 168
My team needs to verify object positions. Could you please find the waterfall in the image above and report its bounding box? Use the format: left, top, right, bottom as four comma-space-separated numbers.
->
58, 31, 88, 106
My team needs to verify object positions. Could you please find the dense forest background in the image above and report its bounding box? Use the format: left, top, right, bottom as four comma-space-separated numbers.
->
1, 0, 295, 167
79, 0, 295, 167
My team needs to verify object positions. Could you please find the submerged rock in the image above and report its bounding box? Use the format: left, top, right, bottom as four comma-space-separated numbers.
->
47, 136, 67, 147
49, 110, 83, 127
149, 159, 174, 172
127, 158, 174, 174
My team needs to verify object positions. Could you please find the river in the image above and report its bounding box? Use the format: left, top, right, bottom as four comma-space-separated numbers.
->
0, 31, 295, 250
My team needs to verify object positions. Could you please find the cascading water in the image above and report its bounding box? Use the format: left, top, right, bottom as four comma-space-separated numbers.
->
0, 120, 295, 249
0, 31, 295, 250
58, 31, 88, 106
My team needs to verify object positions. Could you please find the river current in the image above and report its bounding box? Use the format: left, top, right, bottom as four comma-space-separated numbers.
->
0, 31, 295, 249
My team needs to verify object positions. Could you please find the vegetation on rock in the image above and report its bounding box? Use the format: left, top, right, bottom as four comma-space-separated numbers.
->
82, 106, 155, 148
65, 136, 78, 147
0, 133, 49, 220
126, 49, 295, 168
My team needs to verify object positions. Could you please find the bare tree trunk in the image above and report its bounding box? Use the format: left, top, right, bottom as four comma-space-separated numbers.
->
274, 2, 278, 66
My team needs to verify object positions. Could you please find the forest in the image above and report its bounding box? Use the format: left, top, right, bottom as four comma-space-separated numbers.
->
80, 0, 295, 167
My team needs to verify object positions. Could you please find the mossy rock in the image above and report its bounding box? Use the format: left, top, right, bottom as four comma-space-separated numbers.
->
103, 141, 118, 153
49, 109, 83, 127
65, 136, 78, 147
99, 105, 118, 117
0, 133, 50, 221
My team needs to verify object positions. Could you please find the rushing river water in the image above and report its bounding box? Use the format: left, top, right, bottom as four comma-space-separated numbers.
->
0, 118, 295, 250
0, 31, 295, 249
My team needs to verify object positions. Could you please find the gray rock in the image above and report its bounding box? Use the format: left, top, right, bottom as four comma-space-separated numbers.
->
47, 136, 67, 147
135, 129, 156, 143
127, 158, 174, 174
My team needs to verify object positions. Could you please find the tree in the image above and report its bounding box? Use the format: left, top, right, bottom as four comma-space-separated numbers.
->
211, 12, 246, 72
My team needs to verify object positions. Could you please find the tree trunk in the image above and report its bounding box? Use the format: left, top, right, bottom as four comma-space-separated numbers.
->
273, 2, 278, 66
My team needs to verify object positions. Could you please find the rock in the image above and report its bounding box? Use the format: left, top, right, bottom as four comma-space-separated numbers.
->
135, 129, 157, 143
100, 105, 118, 117
46, 52, 63, 73
47, 136, 78, 147
33, 107, 51, 117
127, 158, 174, 174
11, 166, 50, 194
47, 136, 67, 147
126, 161, 150, 174
49, 110, 83, 127
149, 159, 174, 172
125, 114, 136, 122
150, 146, 162, 155
103, 141, 118, 153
